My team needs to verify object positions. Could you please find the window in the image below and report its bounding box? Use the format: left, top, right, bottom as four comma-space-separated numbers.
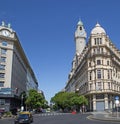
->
107, 61, 109, 65
101, 48, 103, 53
97, 60, 101, 65
97, 38, 99, 45
118, 74, 120, 79
102, 60, 104, 65
90, 83, 92, 90
97, 69, 101, 79
96, 94, 104, 99
0, 81, 4, 87
97, 48, 100, 53
1, 48, 7, 55
108, 82, 110, 89
94, 38, 96, 45
0, 73, 5, 78
0, 57, 6, 62
89, 71, 92, 80
107, 70, 110, 79
89, 62, 91, 67
116, 68, 117, 77
0, 64, 5, 70
2, 41, 7, 46
114, 85, 116, 91
96, 82, 102, 90
0, 99, 5, 105
94, 38, 102, 45
80, 26, 82, 30
99, 38, 102, 44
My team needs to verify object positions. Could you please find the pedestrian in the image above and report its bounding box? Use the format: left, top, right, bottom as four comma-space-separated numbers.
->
80, 107, 82, 113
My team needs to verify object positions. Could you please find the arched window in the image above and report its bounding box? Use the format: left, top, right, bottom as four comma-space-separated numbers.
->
80, 26, 82, 30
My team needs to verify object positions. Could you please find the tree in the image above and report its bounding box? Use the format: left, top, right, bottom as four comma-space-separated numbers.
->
70, 95, 88, 111
25, 89, 47, 110
51, 91, 88, 112
51, 91, 74, 111
71, 95, 88, 106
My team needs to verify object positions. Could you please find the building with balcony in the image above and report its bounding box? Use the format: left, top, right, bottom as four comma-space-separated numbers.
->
0, 21, 38, 111
65, 20, 120, 111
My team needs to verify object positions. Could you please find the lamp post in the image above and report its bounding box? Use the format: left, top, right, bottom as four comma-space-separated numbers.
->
75, 88, 79, 113
21, 94, 24, 111
115, 96, 119, 118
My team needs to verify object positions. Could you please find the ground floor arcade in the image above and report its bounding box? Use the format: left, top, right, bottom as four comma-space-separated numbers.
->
87, 93, 119, 111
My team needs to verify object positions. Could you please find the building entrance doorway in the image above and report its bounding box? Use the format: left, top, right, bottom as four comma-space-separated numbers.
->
96, 101, 104, 111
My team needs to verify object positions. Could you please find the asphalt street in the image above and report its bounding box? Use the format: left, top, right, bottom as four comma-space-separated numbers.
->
0, 113, 119, 124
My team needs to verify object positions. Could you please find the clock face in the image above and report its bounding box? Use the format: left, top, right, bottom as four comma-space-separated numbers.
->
2, 30, 10, 37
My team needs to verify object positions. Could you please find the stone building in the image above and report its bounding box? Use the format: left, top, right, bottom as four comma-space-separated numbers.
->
65, 20, 120, 111
0, 21, 38, 111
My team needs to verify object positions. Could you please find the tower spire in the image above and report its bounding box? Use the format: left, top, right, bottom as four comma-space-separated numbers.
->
74, 20, 87, 55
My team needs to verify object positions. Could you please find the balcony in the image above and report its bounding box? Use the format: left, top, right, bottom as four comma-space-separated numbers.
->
86, 89, 120, 95
87, 52, 110, 59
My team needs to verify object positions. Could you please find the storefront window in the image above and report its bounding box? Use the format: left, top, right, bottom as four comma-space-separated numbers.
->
0, 99, 5, 105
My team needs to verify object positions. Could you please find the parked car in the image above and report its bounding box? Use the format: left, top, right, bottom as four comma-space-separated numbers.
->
14, 111, 33, 124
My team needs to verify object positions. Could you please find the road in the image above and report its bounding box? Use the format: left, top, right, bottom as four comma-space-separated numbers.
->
0, 112, 119, 124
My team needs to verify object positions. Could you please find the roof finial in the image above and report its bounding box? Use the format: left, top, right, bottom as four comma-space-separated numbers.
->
77, 18, 83, 26
8, 23, 11, 28
2, 21, 5, 26
96, 22, 100, 27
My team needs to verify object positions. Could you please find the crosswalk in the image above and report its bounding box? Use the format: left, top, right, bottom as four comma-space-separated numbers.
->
34, 112, 71, 117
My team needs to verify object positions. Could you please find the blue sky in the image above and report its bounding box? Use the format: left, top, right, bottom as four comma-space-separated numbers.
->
0, 0, 120, 103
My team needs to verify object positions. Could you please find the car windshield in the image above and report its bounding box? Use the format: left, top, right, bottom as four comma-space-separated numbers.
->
19, 114, 29, 119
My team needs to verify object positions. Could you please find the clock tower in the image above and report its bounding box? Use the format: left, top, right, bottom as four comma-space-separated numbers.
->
75, 20, 87, 55
0, 21, 15, 38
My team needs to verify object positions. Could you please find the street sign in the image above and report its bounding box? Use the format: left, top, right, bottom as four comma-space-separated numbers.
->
115, 100, 119, 105
115, 96, 119, 100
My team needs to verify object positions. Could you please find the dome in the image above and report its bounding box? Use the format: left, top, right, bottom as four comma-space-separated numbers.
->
91, 23, 106, 35
77, 20, 83, 26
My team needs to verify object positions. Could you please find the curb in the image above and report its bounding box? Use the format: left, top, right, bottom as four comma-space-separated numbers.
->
0, 116, 15, 120
87, 114, 120, 122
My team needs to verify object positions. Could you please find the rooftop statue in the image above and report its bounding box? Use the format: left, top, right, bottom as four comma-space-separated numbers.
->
1, 21, 11, 28
2, 21, 5, 26
8, 23, 11, 28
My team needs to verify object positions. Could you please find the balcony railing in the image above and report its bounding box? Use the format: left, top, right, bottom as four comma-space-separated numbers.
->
87, 52, 110, 58
85, 89, 120, 95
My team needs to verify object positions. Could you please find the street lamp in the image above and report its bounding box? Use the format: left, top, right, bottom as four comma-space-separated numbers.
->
21, 94, 24, 111
115, 96, 119, 118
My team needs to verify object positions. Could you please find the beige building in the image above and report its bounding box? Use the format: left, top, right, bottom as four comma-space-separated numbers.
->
65, 20, 120, 111
0, 21, 38, 111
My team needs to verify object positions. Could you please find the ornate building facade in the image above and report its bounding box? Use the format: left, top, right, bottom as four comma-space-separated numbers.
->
0, 21, 38, 111
65, 20, 120, 111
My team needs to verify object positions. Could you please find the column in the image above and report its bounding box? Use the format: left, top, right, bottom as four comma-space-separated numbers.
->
93, 94, 96, 111
104, 94, 108, 110
93, 82, 96, 91
89, 96, 92, 111
110, 100, 113, 110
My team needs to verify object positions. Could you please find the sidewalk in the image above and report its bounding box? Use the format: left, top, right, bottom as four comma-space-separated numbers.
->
88, 111, 120, 122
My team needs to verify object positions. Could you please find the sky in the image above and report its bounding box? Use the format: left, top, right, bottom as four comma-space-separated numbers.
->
0, 0, 120, 103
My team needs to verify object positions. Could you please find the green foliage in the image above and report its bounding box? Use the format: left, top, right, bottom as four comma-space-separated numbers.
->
20, 91, 26, 99
25, 89, 47, 109
51, 91, 88, 111
2, 111, 12, 117
71, 95, 88, 106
